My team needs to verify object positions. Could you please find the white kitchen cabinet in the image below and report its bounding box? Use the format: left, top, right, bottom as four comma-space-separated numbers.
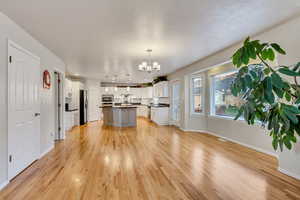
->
153, 84, 158, 98
65, 80, 85, 109
137, 105, 150, 118
147, 87, 153, 98
162, 82, 169, 97
65, 111, 74, 131
73, 111, 79, 126
151, 107, 169, 125
153, 81, 168, 98
65, 78, 73, 98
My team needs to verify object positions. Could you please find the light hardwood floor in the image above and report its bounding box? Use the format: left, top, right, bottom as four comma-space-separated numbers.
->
1, 118, 300, 200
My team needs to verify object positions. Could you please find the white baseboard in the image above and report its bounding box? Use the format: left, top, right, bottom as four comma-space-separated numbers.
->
278, 167, 300, 180
180, 128, 278, 158
39, 145, 54, 159
153, 121, 170, 126
0, 180, 9, 191
180, 128, 208, 133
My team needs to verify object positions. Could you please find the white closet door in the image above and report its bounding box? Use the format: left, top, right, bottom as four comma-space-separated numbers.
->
8, 41, 41, 180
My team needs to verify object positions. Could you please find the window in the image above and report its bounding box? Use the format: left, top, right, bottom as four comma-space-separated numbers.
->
190, 75, 204, 114
211, 71, 244, 118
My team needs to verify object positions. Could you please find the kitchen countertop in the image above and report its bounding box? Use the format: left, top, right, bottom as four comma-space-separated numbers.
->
150, 103, 170, 108
65, 109, 79, 112
99, 104, 137, 108
100, 104, 169, 108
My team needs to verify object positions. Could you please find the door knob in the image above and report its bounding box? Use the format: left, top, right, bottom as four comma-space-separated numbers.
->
34, 113, 41, 117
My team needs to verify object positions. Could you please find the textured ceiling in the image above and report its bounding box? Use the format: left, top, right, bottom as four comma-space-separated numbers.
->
0, 0, 299, 82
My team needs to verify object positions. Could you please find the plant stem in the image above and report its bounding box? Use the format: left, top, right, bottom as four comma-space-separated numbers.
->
257, 54, 275, 72
294, 77, 299, 87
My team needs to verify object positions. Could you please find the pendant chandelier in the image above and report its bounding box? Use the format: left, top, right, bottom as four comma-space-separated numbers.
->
138, 49, 160, 73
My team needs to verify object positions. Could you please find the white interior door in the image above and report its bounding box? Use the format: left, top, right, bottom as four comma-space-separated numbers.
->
8, 41, 41, 180
171, 81, 181, 126
88, 88, 100, 121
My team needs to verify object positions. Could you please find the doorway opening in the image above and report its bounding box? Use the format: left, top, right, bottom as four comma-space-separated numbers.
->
171, 81, 181, 127
79, 90, 88, 125
54, 71, 64, 140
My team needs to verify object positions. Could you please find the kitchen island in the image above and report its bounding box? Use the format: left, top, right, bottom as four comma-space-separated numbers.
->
101, 105, 137, 127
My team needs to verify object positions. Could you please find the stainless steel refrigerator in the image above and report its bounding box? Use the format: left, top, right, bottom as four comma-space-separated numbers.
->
80, 90, 88, 125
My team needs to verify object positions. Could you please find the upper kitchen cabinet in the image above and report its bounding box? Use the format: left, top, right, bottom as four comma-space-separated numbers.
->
65, 78, 73, 98
153, 81, 168, 98
147, 87, 153, 98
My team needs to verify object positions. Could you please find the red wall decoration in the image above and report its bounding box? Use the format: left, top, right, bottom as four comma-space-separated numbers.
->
43, 70, 51, 89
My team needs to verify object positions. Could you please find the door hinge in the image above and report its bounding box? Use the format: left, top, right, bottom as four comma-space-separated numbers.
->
9, 155, 12, 163
58, 103, 61, 107
9, 56, 12, 63
58, 127, 61, 131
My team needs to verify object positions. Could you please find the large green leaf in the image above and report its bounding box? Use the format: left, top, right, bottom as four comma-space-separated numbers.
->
283, 104, 300, 114
292, 62, 300, 72
283, 110, 299, 124
261, 49, 269, 60
268, 48, 275, 61
285, 92, 292, 101
278, 67, 300, 76
280, 114, 290, 130
283, 136, 292, 150
273, 87, 284, 98
241, 47, 249, 65
270, 43, 286, 55
244, 37, 250, 45
290, 135, 297, 143
232, 49, 243, 68
232, 49, 240, 66
271, 73, 284, 89
264, 77, 274, 104
279, 139, 284, 151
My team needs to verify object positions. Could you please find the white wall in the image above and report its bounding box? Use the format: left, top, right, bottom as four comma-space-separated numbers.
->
0, 12, 65, 186
168, 15, 300, 179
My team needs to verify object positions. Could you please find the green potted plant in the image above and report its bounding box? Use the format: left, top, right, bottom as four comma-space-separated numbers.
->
230, 37, 300, 151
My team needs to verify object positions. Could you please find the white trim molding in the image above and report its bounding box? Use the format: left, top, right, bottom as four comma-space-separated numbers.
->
278, 167, 300, 180
39, 145, 54, 159
0, 180, 9, 191
8, 40, 40, 61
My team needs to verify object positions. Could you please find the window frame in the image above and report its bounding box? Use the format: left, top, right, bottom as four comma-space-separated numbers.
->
190, 73, 205, 116
210, 70, 240, 119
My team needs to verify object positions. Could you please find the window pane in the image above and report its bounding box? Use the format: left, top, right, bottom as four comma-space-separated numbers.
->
193, 95, 203, 113
213, 72, 243, 117
191, 76, 203, 114
192, 78, 202, 94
